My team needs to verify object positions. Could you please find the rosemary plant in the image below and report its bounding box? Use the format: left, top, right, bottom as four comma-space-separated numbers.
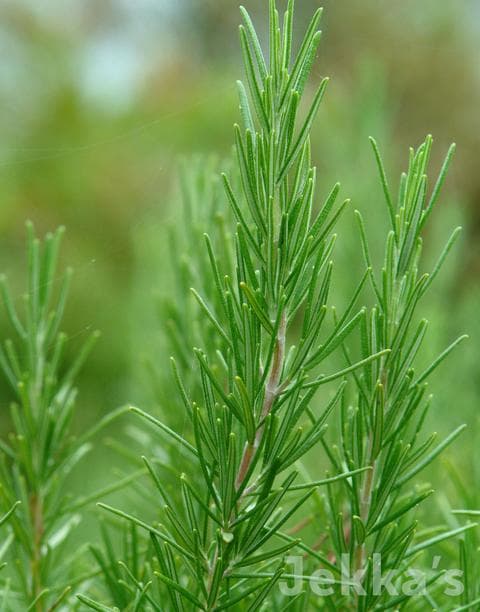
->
0, 224, 127, 610
82, 1, 388, 609
305, 136, 473, 609
33, 1, 469, 610
154, 157, 235, 430
445, 443, 480, 610
76, 160, 236, 611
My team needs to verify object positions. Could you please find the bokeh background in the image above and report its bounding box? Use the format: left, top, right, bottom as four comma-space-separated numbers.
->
0, 0, 479, 515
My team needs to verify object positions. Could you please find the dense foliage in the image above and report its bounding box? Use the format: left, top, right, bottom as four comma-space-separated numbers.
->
0, 2, 477, 610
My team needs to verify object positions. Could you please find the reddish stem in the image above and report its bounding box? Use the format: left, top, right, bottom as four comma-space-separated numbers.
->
235, 311, 287, 491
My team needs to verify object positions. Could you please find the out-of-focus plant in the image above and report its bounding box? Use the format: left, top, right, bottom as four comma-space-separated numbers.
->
444, 443, 480, 611
152, 157, 235, 426
0, 224, 129, 610
79, 159, 235, 610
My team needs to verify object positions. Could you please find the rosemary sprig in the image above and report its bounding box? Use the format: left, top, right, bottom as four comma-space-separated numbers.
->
76, 3, 473, 611
0, 225, 127, 609
84, 2, 385, 609
319, 136, 471, 609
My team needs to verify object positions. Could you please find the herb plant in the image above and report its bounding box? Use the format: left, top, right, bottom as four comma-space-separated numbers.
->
80, 0, 469, 609
314, 136, 473, 609
0, 1, 474, 611
82, 0, 390, 609
0, 225, 128, 610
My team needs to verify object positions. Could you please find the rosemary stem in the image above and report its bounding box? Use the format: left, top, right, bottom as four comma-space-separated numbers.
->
235, 310, 287, 491
30, 492, 44, 612
208, 312, 287, 606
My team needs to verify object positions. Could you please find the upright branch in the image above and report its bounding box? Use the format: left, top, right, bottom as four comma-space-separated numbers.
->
94, 2, 388, 610
322, 136, 472, 608
0, 224, 100, 609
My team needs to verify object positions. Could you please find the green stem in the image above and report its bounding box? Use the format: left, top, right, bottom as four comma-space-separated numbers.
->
30, 492, 44, 612
235, 310, 287, 491
206, 311, 287, 609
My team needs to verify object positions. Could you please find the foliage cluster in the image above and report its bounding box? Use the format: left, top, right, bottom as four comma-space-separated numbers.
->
0, 2, 477, 610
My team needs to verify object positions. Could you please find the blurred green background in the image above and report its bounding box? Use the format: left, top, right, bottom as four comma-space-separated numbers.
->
0, 0, 478, 498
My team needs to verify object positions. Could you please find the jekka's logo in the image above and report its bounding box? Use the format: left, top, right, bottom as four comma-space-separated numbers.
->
279, 554, 464, 597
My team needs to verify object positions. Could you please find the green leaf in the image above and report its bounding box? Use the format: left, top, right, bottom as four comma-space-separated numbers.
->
397, 424, 466, 487
369, 137, 396, 229
130, 406, 197, 457
76, 595, 120, 612
406, 523, 477, 558
278, 78, 329, 183
154, 572, 205, 609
